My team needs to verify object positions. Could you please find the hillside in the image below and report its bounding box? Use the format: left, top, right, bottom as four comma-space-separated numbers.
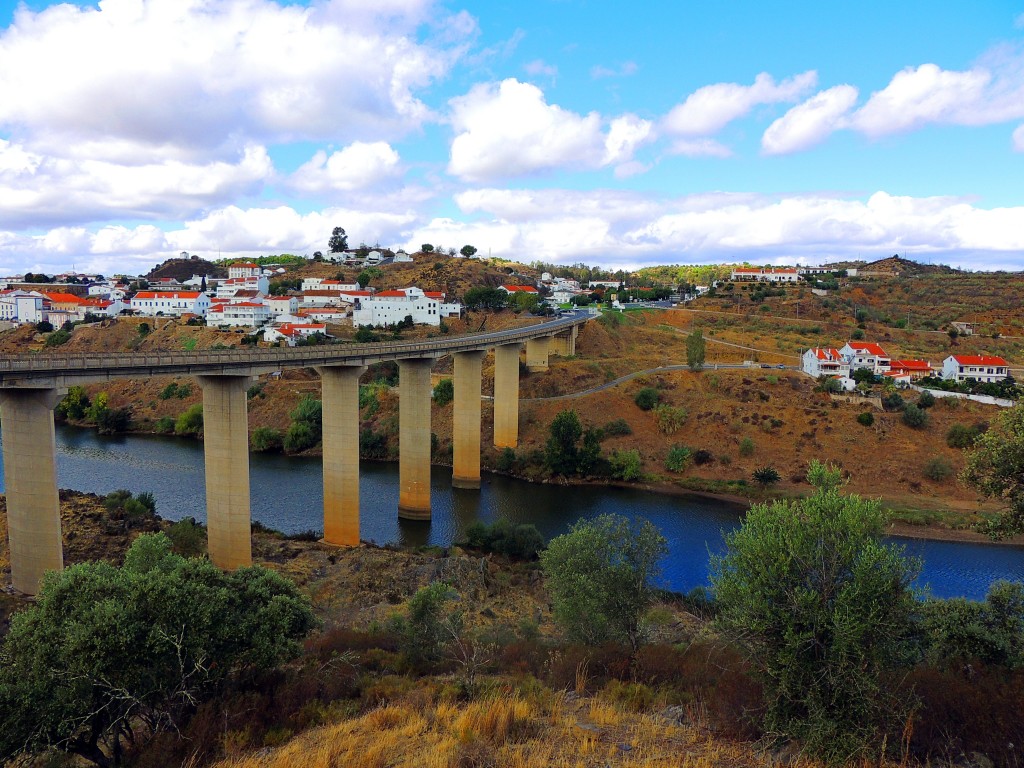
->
146, 254, 227, 282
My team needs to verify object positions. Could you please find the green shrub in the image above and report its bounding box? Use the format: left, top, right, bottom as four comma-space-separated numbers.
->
496, 447, 516, 472
153, 416, 175, 434
857, 411, 875, 426
918, 581, 1024, 668
463, 520, 545, 559
609, 449, 643, 481
654, 405, 687, 435
432, 378, 454, 407
752, 466, 781, 487
738, 436, 755, 457
251, 427, 283, 452
56, 386, 91, 420
247, 381, 266, 399
882, 392, 905, 412
96, 407, 131, 434
634, 387, 660, 411
917, 390, 936, 409
946, 423, 980, 449
284, 421, 317, 453
174, 404, 203, 436
692, 449, 714, 465
923, 457, 954, 482
359, 427, 389, 459
665, 445, 691, 472
44, 329, 71, 347
166, 517, 206, 557
603, 418, 632, 436
159, 382, 179, 400
902, 404, 930, 429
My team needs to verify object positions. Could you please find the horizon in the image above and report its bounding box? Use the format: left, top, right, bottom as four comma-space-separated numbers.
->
1, 1, 1023, 275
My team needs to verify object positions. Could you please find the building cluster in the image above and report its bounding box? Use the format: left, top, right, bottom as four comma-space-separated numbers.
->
802, 341, 1009, 389
729, 265, 860, 282
0, 260, 463, 346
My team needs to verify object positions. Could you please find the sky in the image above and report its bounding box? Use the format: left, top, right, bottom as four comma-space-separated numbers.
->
1, 0, 1023, 276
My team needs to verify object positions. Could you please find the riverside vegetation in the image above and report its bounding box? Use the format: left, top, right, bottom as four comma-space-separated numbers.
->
2, 459, 1024, 767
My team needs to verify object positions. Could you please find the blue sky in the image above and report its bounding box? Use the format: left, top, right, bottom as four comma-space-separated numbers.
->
0, 0, 1022, 275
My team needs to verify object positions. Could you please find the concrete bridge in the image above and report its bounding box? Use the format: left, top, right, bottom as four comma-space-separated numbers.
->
0, 314, 585, 594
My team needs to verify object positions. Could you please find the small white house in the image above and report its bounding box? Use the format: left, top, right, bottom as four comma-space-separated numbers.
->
0, 290, 46, 324
942, 355, 1009, 383
266, 295, 299, 319
227, 261, 262, 280
802, 348, 851, 378
838, 342, 891, 375
352, 287, 460, 327
130, 291, 211, 317
206, 301, 270, 328
263, 322, 328, 346
730, 268, 799, 283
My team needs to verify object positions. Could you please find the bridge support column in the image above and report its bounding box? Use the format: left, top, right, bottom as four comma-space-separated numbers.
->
525, 336, 550, 372
320, 365, 365, 546
493, 342, 521, 449
398, 358, 432, 519
0, 388, 63, 595
452, 350, 485, 489
198, 375, 252, 569
551, 327, 577, 356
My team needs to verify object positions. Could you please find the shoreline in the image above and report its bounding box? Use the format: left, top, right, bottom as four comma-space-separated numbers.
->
53, 421, 1024, 549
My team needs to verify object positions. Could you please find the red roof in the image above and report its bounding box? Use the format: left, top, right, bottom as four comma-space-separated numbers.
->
132, 291, 202, 300
890, 359, 932, 372
276, 322, 326, 337
503, 285, 538, 293
230, 261, 260, 268
42, 292, 86, 304
338, 290, 373, 296
847, 341, 889, 357
951, 355, 1008, 366
812, 347, 843, 361
375, 290, 410, 297
425, 291, 445, 299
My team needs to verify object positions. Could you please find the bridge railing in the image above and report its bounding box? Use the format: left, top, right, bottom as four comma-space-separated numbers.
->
0, 314, 585, 375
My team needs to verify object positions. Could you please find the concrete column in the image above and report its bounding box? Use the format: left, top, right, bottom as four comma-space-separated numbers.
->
198, 375, 252, 569
398, 358, 433, 519
0, 388, 63, 595
493, 342, 521, 449
525, 336, 550, 372
320, 365, 365, 546
452, 351, 485, 489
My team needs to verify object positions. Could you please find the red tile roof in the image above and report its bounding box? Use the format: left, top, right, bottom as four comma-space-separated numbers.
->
132, 291, 202, 300
42, 292, 86, 304
890, 359, 932, 372
812, 347, 843, 361
847, 341, 889, 357
951, 355, 1008, 366
502, 285, 538, 293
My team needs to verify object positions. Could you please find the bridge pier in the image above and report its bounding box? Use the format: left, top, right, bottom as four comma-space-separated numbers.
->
525, 336, 550, 372
0, 387, 63, 595
452, 350, 485, 489
494, 342, 521, 449
550, 327, 577, 356
398, 358, 433, 519
320, 365, 365, 546
198, 375, 252, 569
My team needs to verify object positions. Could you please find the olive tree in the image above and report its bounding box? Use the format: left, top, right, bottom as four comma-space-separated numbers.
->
961, 403, 1024, 538
541, 514, 667, 652
0, 534, 316, 767
686, 328, 706, 371
711, 460, 919, 761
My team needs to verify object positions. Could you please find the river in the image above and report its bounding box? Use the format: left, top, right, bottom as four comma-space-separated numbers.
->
1, 425, 1022, 600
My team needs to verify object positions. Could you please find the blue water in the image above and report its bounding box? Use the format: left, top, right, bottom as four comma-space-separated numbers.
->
1, 425, 1022, 600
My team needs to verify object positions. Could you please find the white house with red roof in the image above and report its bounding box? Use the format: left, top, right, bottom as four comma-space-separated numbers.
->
802, 348, 851, 378
130, 291, 211, 317
888, 359, 934, 380
942, 355, 1009, 383
301, 277, 361, 292
498, 284, 539, 295
838, 341, 891, 374
206, 300, 270, 328
730, 267, 799, 283
215, 274, 270, 298
351, 287, 461, 327
266, 295, 298, 319
227, 261, 262, 280
263, 322, 329, 346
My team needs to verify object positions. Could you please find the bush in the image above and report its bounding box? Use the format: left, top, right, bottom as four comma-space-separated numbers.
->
56, 386, 90, 420
391, 582, 456, 667
738, 437, 755, 457
946, 423, 980, 449
463, 520, 545, 559
882, 392, 905, 412
654, 405, 687, 435
0, 534, 316, 767
96, 407, 131, 435
44, 328, 71, 347
923, 456, 954, 482
166, 517, 206, 557
602, 418, 632, 436
432, 378, 454, 407
609, 449, 643, 481
251, 427, 283, 452
902, 404, 930, 428
174, 404, 203, 436
692, 449, 714, 466
496, 447, 516, 472
541, 514, 667, 652
918, 580, 1024, 668
283, 421, 317, 453
359, 427, 389, 459
153, 416, 175, 434
634, 387, 660, 411
917, 390, 936, 409
712, 461, 919, 761
752, 466, 781, 487
665, 445, 691, 472
856, 411, 874, 426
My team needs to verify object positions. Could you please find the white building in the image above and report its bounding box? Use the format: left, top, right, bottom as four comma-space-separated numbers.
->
216, 274, 270, 298
227, 261, 262, 280
802, 348, 851, 378
263, 322, 328, 346
297, 307, 349, 323
838, 342, 891, 375
0, 291, 46, 324
266, 295, 299, 318
206, 301, 271, 328
394, 250, 413, 263
730, 268, 800, 283
352, 287, 460, 327
130, 291, 211, 317
942, 355, 1009, 383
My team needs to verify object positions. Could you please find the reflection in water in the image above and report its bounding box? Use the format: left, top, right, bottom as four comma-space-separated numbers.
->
0, 425, 1020, 599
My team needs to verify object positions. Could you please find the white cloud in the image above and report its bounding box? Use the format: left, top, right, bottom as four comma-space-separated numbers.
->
288, 142, 401, 195
447, 79, 650, 181
591, 61, 638, 79
662, 71, 818, 136
523, 59, 558, 78
665, 138, 733, 158
1014, 124, 1024, 151
762, 85, 859, 155
0, 0, 465, 156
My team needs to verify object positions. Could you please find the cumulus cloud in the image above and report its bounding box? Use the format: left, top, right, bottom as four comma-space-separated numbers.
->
762, 85, 859, 155
665, 139, 733, 158
447, 79, 651, 181
288, 142, 401, 195
662, 71, 818, 136
0, 0, 465, 157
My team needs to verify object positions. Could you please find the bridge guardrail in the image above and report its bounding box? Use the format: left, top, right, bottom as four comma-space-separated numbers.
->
0, 314, 586, 379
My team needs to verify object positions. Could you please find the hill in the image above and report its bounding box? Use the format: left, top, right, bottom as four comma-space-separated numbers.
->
857, 255, 960, 277
146, 254, 227, 282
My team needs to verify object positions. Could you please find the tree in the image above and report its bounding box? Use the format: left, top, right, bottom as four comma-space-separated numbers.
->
901, 403, 929, 428
540, 514, 667, 652
711, 461, 919, 760
752, 465, 781, 487
686, 328, 706, 371
460, 245, 478, 257
545, 409, 583, 475
0, 534, 315, 767
328, 226, 348, 253
961, 403, 1024, 538
634, 387, 660, 411
432, 378, 454, 406
356, 267, 382, 289
463, 286, 508, 310
421, 243, 434, 253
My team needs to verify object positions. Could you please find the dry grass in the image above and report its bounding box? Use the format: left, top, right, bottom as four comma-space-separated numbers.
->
209, 686, 783, 768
